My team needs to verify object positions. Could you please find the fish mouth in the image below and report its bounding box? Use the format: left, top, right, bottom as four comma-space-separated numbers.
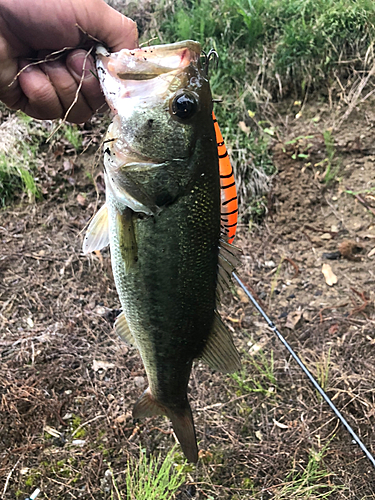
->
96, 41, 202, 115
97, 41, 201, 81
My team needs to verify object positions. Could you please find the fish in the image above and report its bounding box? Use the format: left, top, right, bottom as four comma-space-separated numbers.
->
83, 40, 240, 463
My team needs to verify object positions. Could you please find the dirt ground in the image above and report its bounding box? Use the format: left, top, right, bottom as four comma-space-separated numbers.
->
1, 97, 375, 499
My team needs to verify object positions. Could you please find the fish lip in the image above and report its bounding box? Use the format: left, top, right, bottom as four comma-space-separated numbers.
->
96, 40, 201, 81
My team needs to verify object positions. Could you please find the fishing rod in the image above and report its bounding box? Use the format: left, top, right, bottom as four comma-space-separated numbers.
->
233, 272, 375, 470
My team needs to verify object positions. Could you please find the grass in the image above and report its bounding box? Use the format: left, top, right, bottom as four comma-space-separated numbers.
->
0, 107, 85, 206
108, 447, 187, 500
134, 0, 375, 215
0, 113, 40, 206
274, 443, 343, 498
231, 344, 276, 396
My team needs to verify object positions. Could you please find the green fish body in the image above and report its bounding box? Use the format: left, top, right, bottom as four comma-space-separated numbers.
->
83, 41, 240, 462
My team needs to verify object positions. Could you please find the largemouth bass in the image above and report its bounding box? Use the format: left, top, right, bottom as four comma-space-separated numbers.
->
83, 40, 240, 462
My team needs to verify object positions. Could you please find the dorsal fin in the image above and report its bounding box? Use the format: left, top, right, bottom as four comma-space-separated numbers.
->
213, 111, 238, 244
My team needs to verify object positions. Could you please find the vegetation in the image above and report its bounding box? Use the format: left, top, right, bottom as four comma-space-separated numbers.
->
133, 0, 375, 212
109, 447, 187, 500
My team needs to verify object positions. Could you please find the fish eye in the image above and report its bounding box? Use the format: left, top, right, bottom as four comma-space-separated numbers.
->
171, 91, 198, 120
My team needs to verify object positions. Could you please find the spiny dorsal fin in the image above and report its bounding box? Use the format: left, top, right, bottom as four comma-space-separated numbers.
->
114, 312, 136, 346
82, 204, 109, 254
200, 311, 241, 373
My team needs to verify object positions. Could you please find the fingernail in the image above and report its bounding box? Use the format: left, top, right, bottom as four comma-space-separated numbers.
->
68, 51, 95, 80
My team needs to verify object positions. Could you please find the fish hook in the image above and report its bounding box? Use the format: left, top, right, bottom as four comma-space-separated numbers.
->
202, 49, 219, 77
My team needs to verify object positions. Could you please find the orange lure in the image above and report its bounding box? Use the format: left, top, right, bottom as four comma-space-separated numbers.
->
213, 112, 238, 244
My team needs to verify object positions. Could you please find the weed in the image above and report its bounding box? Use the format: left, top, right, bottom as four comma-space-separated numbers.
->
274, 443, 344, 498
322, 130, 339, 184
231, 346, 276, 396
107, 447, 187, 500
316, 347, 332, 396
61, 123, 83, 151
0, 116, 40, 206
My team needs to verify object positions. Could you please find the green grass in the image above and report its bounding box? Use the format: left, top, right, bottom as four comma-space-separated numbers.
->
274, 443, 344, 498
135, 0, 375, 215
0, 118, 40, 207
231, 345, 276, 396
108, 447, 187, 500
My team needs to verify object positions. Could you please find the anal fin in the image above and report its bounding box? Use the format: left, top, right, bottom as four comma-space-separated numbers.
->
82, 204, 109, 254
114, 312, 136, 346
133, 388, 198, 463
200, 312, 241, 373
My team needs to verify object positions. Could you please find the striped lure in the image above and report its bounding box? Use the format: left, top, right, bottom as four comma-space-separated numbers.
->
213, 112, 238, 244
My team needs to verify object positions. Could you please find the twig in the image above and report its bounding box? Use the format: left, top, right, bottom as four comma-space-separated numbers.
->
71, 413, 105, 437
284, 256, 299, 279
9, 48, 76, 86
47, 46, 94, 141
345, 187, 375, 216
1, 458, 20, 499
338, 59, 375, 127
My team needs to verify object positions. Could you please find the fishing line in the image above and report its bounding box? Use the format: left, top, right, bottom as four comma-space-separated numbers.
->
233, 272, 375, 470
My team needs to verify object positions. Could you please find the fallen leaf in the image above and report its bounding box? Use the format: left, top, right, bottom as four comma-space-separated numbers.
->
302, 310, 312, 322
238, 121, 250, 134
320, 233, 332, 240
329, 324, 339, 335
236, 287, 249, 303
285, 310, 302, 329
44, 425, 62, 438
322, 263, 338, 286
92, 359, 115, 371
368, 247, 375, 258
255, 430, 263, 441
273, 418, 289, 429
114, 413, 131, 424
76, 193, 87, 206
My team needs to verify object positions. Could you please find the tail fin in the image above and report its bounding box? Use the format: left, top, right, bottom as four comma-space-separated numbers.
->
133, 387, 198, 463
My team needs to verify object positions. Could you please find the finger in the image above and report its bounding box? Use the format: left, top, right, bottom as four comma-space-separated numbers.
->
88, 1, 139, 52
66, 50, 105, 113
0, 50, 24, 110
17, 61, 64, 120
42, 57, 94, 123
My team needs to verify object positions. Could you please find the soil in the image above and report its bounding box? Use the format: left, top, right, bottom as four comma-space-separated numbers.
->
1, 97, 375, 499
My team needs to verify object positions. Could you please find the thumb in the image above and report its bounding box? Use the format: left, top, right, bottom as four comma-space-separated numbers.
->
88, 2, 138, 51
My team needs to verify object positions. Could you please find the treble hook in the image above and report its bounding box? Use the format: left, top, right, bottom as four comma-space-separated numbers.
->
202, 48, 219, 77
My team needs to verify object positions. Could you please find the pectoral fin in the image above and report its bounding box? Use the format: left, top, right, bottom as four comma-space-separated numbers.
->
133, 388, 198, 463
200, 312, 241, 373
115, 207, 138, 273
114, 312, 136, 346
82, 204, 109, 254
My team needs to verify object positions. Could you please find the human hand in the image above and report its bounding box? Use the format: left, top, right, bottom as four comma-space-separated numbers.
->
0, 0, 138, 123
